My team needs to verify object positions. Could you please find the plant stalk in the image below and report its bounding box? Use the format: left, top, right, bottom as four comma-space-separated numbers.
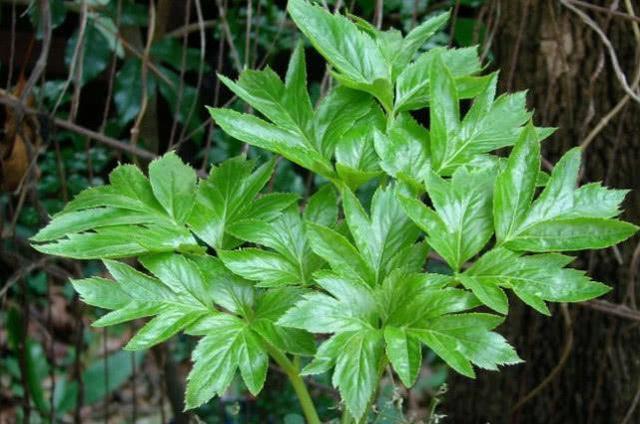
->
266, 345, 321, 424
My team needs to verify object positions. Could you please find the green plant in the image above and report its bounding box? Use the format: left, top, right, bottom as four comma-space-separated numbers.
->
32, 1, 638, 422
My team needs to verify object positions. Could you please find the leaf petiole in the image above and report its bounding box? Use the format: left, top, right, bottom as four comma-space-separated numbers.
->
264, 343, 321, 424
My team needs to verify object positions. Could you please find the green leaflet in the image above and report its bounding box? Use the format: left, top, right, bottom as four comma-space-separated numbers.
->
224, 206, 324, 287
313, 87, 376, 159
391, 11, 450, 77
458, 248, 611, 315
373, 113, 431, 191
410, 313, 521, 378
192, 257, 316, 356
208, 107, 335, 179
277, 272, 382, 420
215, 42, 321, 167
305, 220, 375, 285
213, 8, 385, 183
341, 185, 421, 284
399, 166, 495, 272
218, 42, 312, 136
426, 57, 554, 175
187, 156, 297, 250
279, 268, 517, 419
148, 152, 197, 224
334, 106, 386, 190
349, 9, 450, 81
287, 0, 392, 110
383, 326, 422, 387
305, 184, 426, 288
184, 315, 252, 408
332, 329, 385, 420
303, 184, 339, 228
279, 271, 379, 333
494, 130, 637, 251
73, 254, 213, 350
395, 46, 484, 113
32, 153, 201, 259
493, 123, 541, 243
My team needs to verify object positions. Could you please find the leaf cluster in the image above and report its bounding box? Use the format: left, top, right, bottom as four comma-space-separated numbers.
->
32, 0, 637, 421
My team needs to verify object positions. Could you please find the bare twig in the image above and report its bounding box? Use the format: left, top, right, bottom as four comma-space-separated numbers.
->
168, 0, 192, 148
579, 299, 640, 322
69, 0, 87, 122
52, 0, 88, 118
92, 18, 176, 91
20, 0, 52, 103
579, 0, 640, 150
215, 0, 243, 72
130, 0, 156, 152
55, 118, 156, 160
374, 0, 383, 29
98, 0, 122, 134
165, 19, 217, 38
622, 378, 640, 424
200, 21, 226, 172
561, 0, 640, 104
564, 0, 640, 24
177, 0, 206, 148
449, 0, 461, 47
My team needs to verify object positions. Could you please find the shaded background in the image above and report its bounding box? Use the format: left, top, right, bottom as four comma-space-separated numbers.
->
1, 0, 639, 422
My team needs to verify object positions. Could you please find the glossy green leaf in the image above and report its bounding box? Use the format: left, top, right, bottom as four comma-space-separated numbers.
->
219, 248, 301, 287
395, 47, 482, 112
393, 11, 450, 75
411, 313, 521, 377
72, 255, 213, 350
191, 255, 255, 317
32, 154, 201, 258
332, 329, 385, 420
342, 186, 420, 283
208, 107, 335, 179
306, 221, 375, 284
384, 326, 422, 387
304, 185, 338, 227
433, 74, 555, 174
187, 157, 296, 250
378, 270, 478, 327
493, 122, 540, 243
429, 53, 461, 170
148, 152, 197, 224
313, 87, 376, 158
279, 271, 378, 333
218, 43, 311, 136
495, 138, 637, 250
185, 315, 244, 409
252, 288, 316, 356
335, 109, 385, 189
287, 0, 392, 109
373, 113, 430, 190
228, 206, 325, 286
460, 248, 612, 314
400, 167, 495, 271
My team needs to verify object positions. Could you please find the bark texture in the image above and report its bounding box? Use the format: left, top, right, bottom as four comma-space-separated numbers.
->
443, 1, 640, 423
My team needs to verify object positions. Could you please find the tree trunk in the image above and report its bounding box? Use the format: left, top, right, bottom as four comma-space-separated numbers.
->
443, 1, 640, 423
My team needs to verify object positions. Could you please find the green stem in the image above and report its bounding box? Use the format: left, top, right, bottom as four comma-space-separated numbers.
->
266, 345, 321, 424
340, 408, 352, 424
